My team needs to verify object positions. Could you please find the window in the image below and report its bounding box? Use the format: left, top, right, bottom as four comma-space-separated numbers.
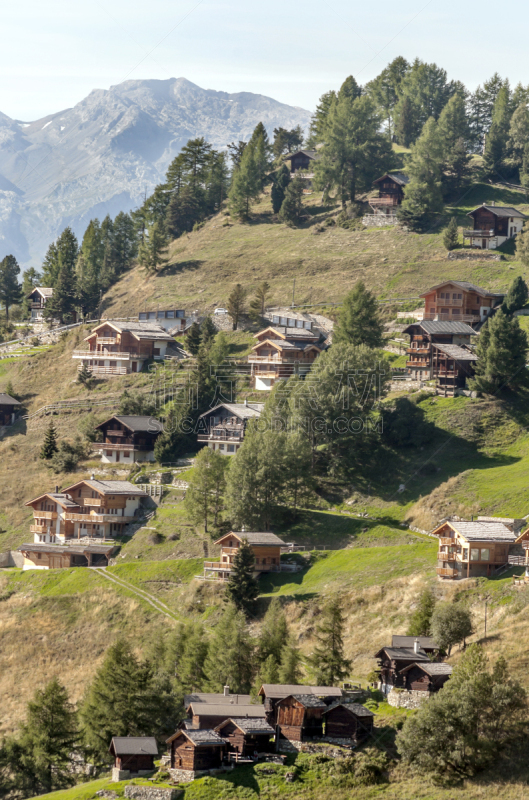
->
220, 443, 225, 450
481, 548, 490, 561
304, 321, 312, 329
167, 310, 175, 318
106, 450, 113, 456
255, 558, 259, 564
430, 307, 435, 313
296, 320, 303, 328
288, 318, 295, 327
148, 311, 156, 319
157, 311, 166, 318
280, 317, 287, 325
123, 452, 130, 458
227, 444, 235, 453
457, 294, 462, 299
139, 312, 147, 320
463, 548, 468, 560
470, 548, 479, 561
272, 315, 280, 324
440, 292, 445, 299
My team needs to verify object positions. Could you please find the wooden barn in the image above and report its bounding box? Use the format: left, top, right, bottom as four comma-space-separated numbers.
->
215, 718, 275, 756
166, 729, 225, 772
276, 695, 326, 742
109, 737, 158, 773
322, 703, 375, 743
186, 701, 266, 730
0, 393, 21, 426
17, 542, 117, 570
258, 684, 343, 725
399, 662, 453, 692
369, 172, 409, 215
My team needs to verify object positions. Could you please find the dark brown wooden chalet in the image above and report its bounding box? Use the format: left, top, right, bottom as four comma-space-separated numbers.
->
0, 393, 21, 426
276, 695, 326, 742
197, 402, 264, 455
404, 320, 477, 394
109, 737, 158, 774
258, 684, 343, 725
27, 287, 54, 321
399, 662, 452, 692
17, 542, 117, 569
322, 702, 374, 743
375, 639, 435, 693
214, 718, 275, 756
166, 729, 225, 772
284, 150, 320, 176
464, 204, 526, 250
186, 702, 266, 730
369, 173, 409, 215
94, 415, 163, 464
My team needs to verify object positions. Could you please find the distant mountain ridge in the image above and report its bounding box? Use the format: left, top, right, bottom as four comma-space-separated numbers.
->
0, 78, 312, 266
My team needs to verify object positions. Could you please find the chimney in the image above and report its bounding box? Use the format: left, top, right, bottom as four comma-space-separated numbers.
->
244, 398, 248, 407
90, 473, 95, 480
491, 201, 495, 206
414, 638, 420, 654
55, 485, 59, 494
223, 685, 230, 697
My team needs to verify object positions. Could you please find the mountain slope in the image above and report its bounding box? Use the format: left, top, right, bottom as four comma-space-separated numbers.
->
0, 78, 311, 265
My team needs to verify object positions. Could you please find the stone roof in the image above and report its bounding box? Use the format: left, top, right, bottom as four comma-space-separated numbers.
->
391, 635, 438, 650
289, 695, 327, 708
260, 327, 320, 339
98, 415, 164, 433
432, 344, 478, 361
468, 205, 527, 219
188, 703, 266, 719
374, 172, 409, 186
216, 532, 287, 547
94, 320, 174, 341
375, 646, 430, 662
183, 729, 227, 746
198, 403, 264, 421
18, 543, 116, 555
33, 287, 54, 298
419, 663, 453, 677
184, 692, 254, 706
449, 520, 516, 543
0, 393, 21, 406
83, 479, 148, 496
421, 280, 502, 298
323, 702, 375, 718
411, 321, 477, 335
222, 718, 275, 734
259, 684, 343, 699
110, 737, 158, 755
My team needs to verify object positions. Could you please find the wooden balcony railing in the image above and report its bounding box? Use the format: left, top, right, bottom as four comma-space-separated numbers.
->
94, 337, 118, 345
72, 349, 131, 360
30, 524, 50, 534
34, 511, 57, 520
82, 498, 103, 507
423, 313, 478, 323
435, 297, 463, 307
77, 364, 128, 375
439, 537, 455, 546
437, 567, 458, 577
407, 346, 430, 355
64, 512, 135, 523
406, 360, 430, 368
463, 229, 495, 238
94, 442, 149, 451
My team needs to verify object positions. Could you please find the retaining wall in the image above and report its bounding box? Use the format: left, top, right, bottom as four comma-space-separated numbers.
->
124, 785, 183, 800
387, 688, 430, 709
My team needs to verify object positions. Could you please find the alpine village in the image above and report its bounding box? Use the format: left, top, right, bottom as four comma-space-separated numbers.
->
5, 59, 529, 800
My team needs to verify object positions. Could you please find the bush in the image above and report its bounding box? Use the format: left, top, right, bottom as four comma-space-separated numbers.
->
50, 436, 90, 473
77, 414, 103, 443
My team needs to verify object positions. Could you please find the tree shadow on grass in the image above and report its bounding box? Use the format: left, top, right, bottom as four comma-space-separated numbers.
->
207, 763, 261, 795
158, 259, 204, 277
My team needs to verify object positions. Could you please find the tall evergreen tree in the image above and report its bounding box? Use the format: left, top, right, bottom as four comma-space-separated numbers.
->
200, 316, 217, 347
502, 275, 529, 315
407, 588, 436, 636
204, 604, 254, 693
394, 95, 420, 147
249, 122, 272, 189
229, 140, 261, 219
0, 255, 22, 319
308, 597, 351, 685
112, 211, 138, 274
271, 165, 291, 214
257, 598, 289, 663
153, 396, 195, 463
484, 85, 512, 175
470, 310, 528, 394
40, 421, 59, 459
443, 217, 459, 250
393, 59, 460, 146
515, 223, 529, 266
185, 321, 202, 355
437, 94, 471, 195
44, 263, 78, 324
468, 73, 507, 152
365, 56, 410, 139
226, 538, 260, 616
184, 446, 228, 532
166, 186, 201, 239
278, 642, 303, 684
397, 117, 444, 231
272, 126, 304, 158
138, 221, 168, 274
306, 90, 337, 146
508, 103, 529, 176
249, 281, 270, 322
279, 175, 304, 226
21, 267, 41, 318
334, 281, 384, 347
227, 283, 247, 330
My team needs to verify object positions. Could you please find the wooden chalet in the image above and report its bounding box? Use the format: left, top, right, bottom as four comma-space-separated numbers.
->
26, 479, 147, 544
420, 281, 503, 326
258, 684, 343, 725
0, 392, 21, 426
248, 327, 322, 391
284, 150, 320, 179
17, 542, 116, 570
94, 415, 163, 464
214, 718, 275, 756
138, 309, 186, 333
375, 641, 432, 693
166, 729, 225, 772
508, 527, 529, 581
184, 688, 253, 706
322, 702, 374, 743
276, 694, 326, 742
431, 516, 522, 580
72, 320, 175, 377
398, 662, 452, 692
390, 635, 438, 653
463, 203, 526, 250
185, 702, 265, 730
404, 319, 478, 394
27, 287, 54, 322
197, 402, 264, 455
109, 737, 158, 774
369, 172, 409, 216
202, 531, 287, 582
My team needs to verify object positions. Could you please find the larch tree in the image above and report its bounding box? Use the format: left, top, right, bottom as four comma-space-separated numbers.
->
443, 217, 460, 250
278, 175, 305, 226
502, 275, 529, 315
40, 421, 59, 459
227, 283, 247, 330
397, 117, 444, 231
0, 255, 22, 319
257, 598, 289, 663
308, 597, 351, 685
508, 103, 529, 177
407, 588, 436, 636
204, 604, 254, 693
306, 90, 336, 146
184, 446, 228, 532
226, 537, 260, 616
249, 281, 270, 322
334, 281, 384, 347
278, 643, 303, 685
470, 310, 528, 394
185, 321, 202, 355
483, 85, 512, 175
271, 164, 291, 214
138, 220, 168, 275
365, 56, 410, 140
228, 140, 261, 219
437, 94, 472, 195
515, 223, 529, 266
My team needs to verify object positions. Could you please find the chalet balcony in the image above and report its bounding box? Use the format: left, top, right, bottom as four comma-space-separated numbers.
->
82, 498, 103, 507
463, 229, 495, 238
197, 426, 244, 443
30, 302, 45, 309
248, 355, 310, 364
439, 552, 457, 562
406, 360, 430, 368
94, 442, 150, 451
72, 349, 131, 360
369, 196, 399, 207
406, 345, 430, 355
34, 511, 57, 520
63, 511, 135, 523
437, 567, 458, 578
439, 537, 455, 546
434, 297, 463, 307
422, 313, 478, 323
30, 524, 51, 534
77, 364, 128, 376
94, 337, 118, 345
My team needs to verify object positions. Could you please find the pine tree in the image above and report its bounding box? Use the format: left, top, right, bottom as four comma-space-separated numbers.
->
226, 538, 260, 616
77, 363, 93, 388
257, 598, 288, 663
470, 310, 528, 394
515, 224, 529, 266
508, 104, 529, 177
185, 321, 202, 355
278, 643, 303, 684
437, 94, 471, 195
521, 143, 529, 189
407, 588, 436, 636
153, 396, 195, 463
365, 56, 410, 140
177, 622, 209, 692
394, 94, 420, 147
0, 255, 22, 319
204, 604, 254, 693
484, 85, 512, 175
249, 281, 270, 322
166, 186, 201, 239
44, 263, 78, 324
397, 117, 444, 231
306, 90, 337, 146
502, 275, 529, 315
227, 283, 247, 330
200, 316, 217, 347
21, 267, 41, 318
307, 597, 351, 685
272, 126, 304, 158
334, 280, 384, 347
184, 446, 228, 532
443, 217, 459, 250
253, 654, 280, 695
40, 421, 59, 459
271, 165, 291, 214
249, 122, 272, 189
228, 140, 261, 219
279, 175, 304, 226
138, 221, 168, 274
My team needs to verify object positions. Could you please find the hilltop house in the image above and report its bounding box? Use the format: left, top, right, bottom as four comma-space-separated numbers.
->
27, 287, 54, 322
398, 662, 453, 692
463, 203, 527, 250
17, 542, 117, 570
258, 684, 344, 725
431, 516, 523, 580
248, 323, 324, 391
0, 393, 21, 426
214, 718, 274, 756
284, 149, 320, 180
322, 702, 375, 743
26, 479, 147, 543
202, 531, 287, 582
94, 415, 163, 464
109, 737, 158, 776
375, 637, 445, 693
369, 173, 409, 216
420, 281, 504, 326
166, 729, 225, 772
72, 320, 175, 376
197, 402, 264, 454
138, 309, 186, 333
404, 319, 478, 394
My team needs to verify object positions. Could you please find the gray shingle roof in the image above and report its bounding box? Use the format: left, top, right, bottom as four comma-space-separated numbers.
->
107, 416, 164, 433
323, 702, 374, 718
188, 703, 266, 718
373, 172, 409, 186
422, 280, 502, 297
392, 635, 438, 650
184, 692, 254, 706
110, 737, 158, 756
33, 287, 54, 298
289, 695, 327, 708
469, 205, 527, 219
376, 647, 430, 662
221, 718, 275, 734
49, 493, 80, 508
259, 684, 343, 699
258, 327, 320, 340
183, 729, 226, 746
217, 532, 287, 547
416, 321, 477, 335
18, 543, 116, 555
0, 393, 21, 406
199, 403, 264, 421
449, 520, 516, 543
284, 149, 319, 161
432, 344, 478, 361
419, 663, 453, 676
94, 320, 174, 341
83, 480, 148, 496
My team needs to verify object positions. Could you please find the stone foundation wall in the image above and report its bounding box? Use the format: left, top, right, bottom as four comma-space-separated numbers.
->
387, 688, 430, 709
124, 786, 183, 800
362, 215, 397, 227
112, 768, 130, 782
447, 251, 502, 261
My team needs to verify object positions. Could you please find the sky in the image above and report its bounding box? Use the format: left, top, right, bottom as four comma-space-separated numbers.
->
2, 0, 529, 121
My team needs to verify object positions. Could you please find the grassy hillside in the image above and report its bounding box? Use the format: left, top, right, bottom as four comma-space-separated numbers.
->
101, 182, 529, 319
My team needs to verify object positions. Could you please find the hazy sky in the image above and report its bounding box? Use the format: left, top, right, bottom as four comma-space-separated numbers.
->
2, 0, 529, 120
